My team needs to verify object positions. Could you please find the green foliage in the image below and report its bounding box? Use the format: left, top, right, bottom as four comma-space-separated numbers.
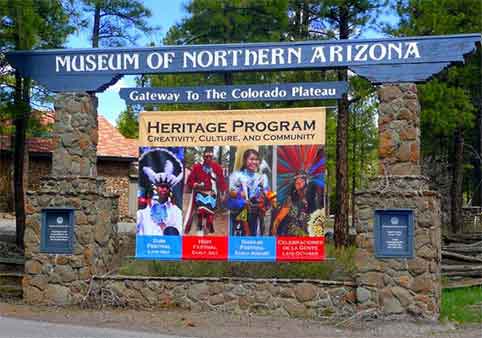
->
386, 0, 481, 36
387, 0, 482, 211
81, 0, 157, 47
419, 80, 475, 136
119, 244, 356, 280
441, 286, 482, 323
116, 107, 138, 139
169, 0, 289, 45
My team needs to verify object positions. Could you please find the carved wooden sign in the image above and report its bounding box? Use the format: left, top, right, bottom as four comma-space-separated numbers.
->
6, 34, 480, 91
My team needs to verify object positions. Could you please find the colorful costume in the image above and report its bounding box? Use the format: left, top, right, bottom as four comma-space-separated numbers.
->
185, 160, 226, 234
137, 200, 182, 236
136, 148, 184, 236
272, 145, 325, 236
228, 169, 271, 236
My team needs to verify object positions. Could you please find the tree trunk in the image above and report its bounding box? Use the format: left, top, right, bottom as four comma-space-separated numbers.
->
478, 104, 482, 205
92, 4, 101, 48
334, 5, 350, 247
13, 71, 30, 250
451, 128, 465, 233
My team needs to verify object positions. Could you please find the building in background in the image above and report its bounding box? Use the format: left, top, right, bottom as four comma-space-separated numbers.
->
0, 113, 138, 220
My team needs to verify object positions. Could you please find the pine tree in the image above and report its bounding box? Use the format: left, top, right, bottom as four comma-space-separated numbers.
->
0, 0, 74, 248
386, 0, 481, 233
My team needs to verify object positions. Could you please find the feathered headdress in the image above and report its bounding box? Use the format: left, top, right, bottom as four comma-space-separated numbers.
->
277, 145, 325, 203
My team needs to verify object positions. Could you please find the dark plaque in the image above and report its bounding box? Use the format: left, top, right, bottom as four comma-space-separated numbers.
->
40, 208, 75, 254
374, 209, 414, 258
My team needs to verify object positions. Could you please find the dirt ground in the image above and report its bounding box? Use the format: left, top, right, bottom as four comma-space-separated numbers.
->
0, 301, 480, 338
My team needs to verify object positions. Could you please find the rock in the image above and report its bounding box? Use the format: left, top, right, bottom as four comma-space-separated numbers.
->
209, 294, 225, 306
397, 274, 412, 289
232, 285, 247, 296
391, 286, 412, 307
397, 142, 411, 161
23, 286, 45, 304
25, 260, 42, 274
238, 296, 250, 310
294, 283, 317, 302
208, 283, 223, 295
140, 286, 158, 305
45, 284, 72, 305
356, 287, 371, 303
407, 257, 428, 275
282, 300, 311, 318
382, 292, 404, 314
379, 85, 403, 103
410, 275, 433, 293
187, 283, 209, 300
250, 303, 270, 315
254, 290, 271, 303
379, 131, 396, 157
279, 287, 294, 298
54, 265, 76, 283
29, 275, 48, 291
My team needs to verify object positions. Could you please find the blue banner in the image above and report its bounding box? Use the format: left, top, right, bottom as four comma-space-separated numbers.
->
135, 236, 182, 260
120, 82, 347, 104
228, 236, 276, 262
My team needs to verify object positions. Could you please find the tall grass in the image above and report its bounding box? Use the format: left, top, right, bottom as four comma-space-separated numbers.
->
441, 286, 482, 323
119, 244, 356, 281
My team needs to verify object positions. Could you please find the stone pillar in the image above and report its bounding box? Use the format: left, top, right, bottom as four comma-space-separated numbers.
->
354, 84, 442, 320
52, 93, 98, 177
378, 84, 421, 175
23, 93, 119, 305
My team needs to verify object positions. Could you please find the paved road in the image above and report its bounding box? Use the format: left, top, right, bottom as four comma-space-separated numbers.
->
0, 317, 191, 338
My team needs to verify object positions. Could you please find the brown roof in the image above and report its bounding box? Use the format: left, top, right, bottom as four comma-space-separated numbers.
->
0, 114, 138, 160
97, 115, 138, 158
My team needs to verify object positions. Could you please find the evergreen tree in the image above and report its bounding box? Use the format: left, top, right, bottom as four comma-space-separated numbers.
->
0, 0, 74, 248
314, 0, 384, 246
386, 0, 481, 233
116, 107, 138, 139
80, 0, 156, 48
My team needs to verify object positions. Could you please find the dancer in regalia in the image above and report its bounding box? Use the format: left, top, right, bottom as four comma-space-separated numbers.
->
227, 149, 275, 236
185, 147, 227, 235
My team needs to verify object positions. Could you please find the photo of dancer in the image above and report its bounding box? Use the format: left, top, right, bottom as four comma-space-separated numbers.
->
137, 147, 184, 236
183, 147, 228, 235
227, 148, 276, 236
271, 145, 326, 237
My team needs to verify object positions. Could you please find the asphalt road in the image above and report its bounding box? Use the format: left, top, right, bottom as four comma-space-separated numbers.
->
0, 316, 191, 338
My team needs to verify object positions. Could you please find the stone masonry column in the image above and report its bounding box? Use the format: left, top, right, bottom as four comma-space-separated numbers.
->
23, 93, 119, 305
378, 84, 421, 176
52, 93, 98, 177
354, 84, 442, 320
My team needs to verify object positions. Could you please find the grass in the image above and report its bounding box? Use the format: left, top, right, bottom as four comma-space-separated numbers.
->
118, 244, 356, 281
441, 286, 482, 324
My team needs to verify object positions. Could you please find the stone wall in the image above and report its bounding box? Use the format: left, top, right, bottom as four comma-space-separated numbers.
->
378, 84, 421, 175
355, 176, 441, 320
98, 160, 133, 220
75, 276, 357, 319
0, 154, 133, 219
0, 155, 13, 211
352, 84, 442, 320
27, 156, 51, 191
23, 92, 120, 305
23, 176, 119, 305
52, 93, 98, 177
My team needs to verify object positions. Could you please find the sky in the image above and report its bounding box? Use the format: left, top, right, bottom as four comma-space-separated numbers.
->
66, 1, 395, 125
67, 0, 187, 124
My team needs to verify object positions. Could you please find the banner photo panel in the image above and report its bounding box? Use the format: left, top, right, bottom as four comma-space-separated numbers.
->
136, 107, 326, 261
